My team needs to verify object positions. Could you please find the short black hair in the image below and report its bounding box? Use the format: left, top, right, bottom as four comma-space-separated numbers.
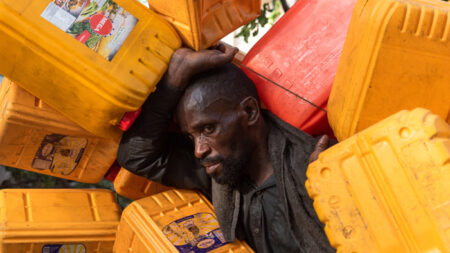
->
185, 63, 260, 107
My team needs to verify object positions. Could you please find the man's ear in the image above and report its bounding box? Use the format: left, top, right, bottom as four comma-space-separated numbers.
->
239, 96, 260, 126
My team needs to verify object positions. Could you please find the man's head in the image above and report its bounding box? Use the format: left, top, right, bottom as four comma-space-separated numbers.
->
176, 63, 263, 188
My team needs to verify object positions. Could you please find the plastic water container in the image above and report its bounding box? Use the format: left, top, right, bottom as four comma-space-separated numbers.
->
328, 0, 450, 141
147, 0, 260, 50
0, 78, 118, 183
114, 189, 254, 252
0, 189, 121, 253
241, 0, 357, 137
113, 167, 172, 200
306, 108, 450, 252
0, 0, 181, 138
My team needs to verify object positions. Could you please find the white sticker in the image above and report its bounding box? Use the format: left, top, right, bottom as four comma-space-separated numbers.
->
41, 0, 138, 61
41, 2, 76, 32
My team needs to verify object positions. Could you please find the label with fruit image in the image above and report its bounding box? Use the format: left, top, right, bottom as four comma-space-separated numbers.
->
41, 0, 138, 61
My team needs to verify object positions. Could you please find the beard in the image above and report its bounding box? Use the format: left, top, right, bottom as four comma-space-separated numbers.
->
201, 150, 250, 189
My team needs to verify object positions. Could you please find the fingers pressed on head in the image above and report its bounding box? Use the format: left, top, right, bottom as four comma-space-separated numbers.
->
212, 42, 226, 53
316, 135, 330, 151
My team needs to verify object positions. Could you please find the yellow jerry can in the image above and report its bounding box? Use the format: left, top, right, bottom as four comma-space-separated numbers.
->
0, 189, 121, 253
306, 108, 450, 252
0, 78, 118, 183
327, 0, 450, 141
113, 167, 172, 200
0, 0, 181, 138
114, 189, 254, 252
147, 0, 261, 50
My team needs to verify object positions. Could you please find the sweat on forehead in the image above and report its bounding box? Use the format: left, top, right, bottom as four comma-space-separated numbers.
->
180, 63, 260, 110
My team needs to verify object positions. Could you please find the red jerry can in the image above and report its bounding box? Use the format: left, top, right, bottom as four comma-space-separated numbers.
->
241, 0, 357, 137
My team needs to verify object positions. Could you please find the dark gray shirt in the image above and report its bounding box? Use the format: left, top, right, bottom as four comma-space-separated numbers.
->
238, 175, 299, 253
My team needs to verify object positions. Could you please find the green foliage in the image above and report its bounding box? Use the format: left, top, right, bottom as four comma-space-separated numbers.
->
235, 0, 283, 43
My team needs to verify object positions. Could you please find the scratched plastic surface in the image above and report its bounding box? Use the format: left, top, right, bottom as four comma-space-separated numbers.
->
114, 189, 254, 252
0, 189, 121, 253
0, 0, 181, 138
306, 108, 450, 252
147, 0, 260, 50
328, 0, 450, 141
113, 167, 172, 200
0, 78, 118, 183
242, 0, 357, 137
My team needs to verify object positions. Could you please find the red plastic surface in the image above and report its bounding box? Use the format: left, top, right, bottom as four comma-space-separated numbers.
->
104, 161, 121, 182
118, 108, 142, 131
242, 0, 357, 137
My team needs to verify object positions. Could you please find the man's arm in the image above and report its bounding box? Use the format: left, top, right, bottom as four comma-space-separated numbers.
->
117, 44, 238, 196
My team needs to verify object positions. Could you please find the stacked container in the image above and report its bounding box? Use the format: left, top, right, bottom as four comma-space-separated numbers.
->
0, 78, 118, 183
114, 189, 254, 252
147, 0, 261, 50
0, 189, 121, 253
306, 108, 450, 252
328, 0, 450, 141
0, 0, 181, 138
113, 167, 172, 200
241, 0, 357, 137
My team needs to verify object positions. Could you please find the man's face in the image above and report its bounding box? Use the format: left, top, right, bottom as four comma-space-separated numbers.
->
177, 95, 252, 188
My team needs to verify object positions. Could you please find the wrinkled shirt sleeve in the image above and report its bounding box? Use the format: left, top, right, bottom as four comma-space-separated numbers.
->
117, 80, 211, 197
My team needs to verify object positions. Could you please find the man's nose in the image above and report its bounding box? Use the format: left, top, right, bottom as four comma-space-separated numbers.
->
194, 137, 211, 159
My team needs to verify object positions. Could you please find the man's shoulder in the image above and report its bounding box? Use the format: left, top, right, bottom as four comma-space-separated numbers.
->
262, 110, 317, 144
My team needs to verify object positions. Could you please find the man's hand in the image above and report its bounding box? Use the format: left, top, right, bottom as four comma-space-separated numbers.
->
308, 135, 330, 164
164, 43, 239, 90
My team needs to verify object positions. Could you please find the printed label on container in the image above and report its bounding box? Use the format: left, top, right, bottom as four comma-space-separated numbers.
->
162, 212, 229, 253
41, 0, 138, 61
32, 134, 87, 175
42, 244, 86, 253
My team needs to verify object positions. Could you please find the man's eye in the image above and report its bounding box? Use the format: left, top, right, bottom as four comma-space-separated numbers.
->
203, 124, 215, 134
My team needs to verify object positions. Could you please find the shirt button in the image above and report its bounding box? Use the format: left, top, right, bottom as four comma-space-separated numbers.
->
254, 228, 260, 234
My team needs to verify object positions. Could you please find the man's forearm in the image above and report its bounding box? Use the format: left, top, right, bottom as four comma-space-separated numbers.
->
117, 78, 185, 176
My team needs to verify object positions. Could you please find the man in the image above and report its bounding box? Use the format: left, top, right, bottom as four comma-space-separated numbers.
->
117, 44, 334, 252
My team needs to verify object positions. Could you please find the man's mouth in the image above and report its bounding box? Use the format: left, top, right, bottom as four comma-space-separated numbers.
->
203, 163, 221, 175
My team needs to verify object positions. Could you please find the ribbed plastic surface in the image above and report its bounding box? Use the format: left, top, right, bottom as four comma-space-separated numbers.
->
0, 78, 118, 183
0, 189, 121, 253
113, 167, 172, 200
306, 108, 450, 252
242, 0, 356, 137
0, 0, 181, 138
114, 189, 254, 252
328, 0, 450, 141
147, 0, 260, 50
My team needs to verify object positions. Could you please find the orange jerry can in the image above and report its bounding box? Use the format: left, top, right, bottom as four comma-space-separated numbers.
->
0, 189, 121, 253
113, 167, 172, 200
0, 78, 118, 183
147, 0, 261, 50
0, 0, 181, 138
328, 0, 450, 141
306, 108, 450, 252
114, 189, 254, 252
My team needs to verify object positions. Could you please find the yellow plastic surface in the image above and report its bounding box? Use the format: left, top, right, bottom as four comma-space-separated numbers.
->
0, 0, 181, 138
0, 189, 121, 253
113, 167, 172, 200
0, 78, 118, 183
306, 108, 450, 252
328, 0, 450, 141
114, 189, 254, 252
147, 0, 260, 50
